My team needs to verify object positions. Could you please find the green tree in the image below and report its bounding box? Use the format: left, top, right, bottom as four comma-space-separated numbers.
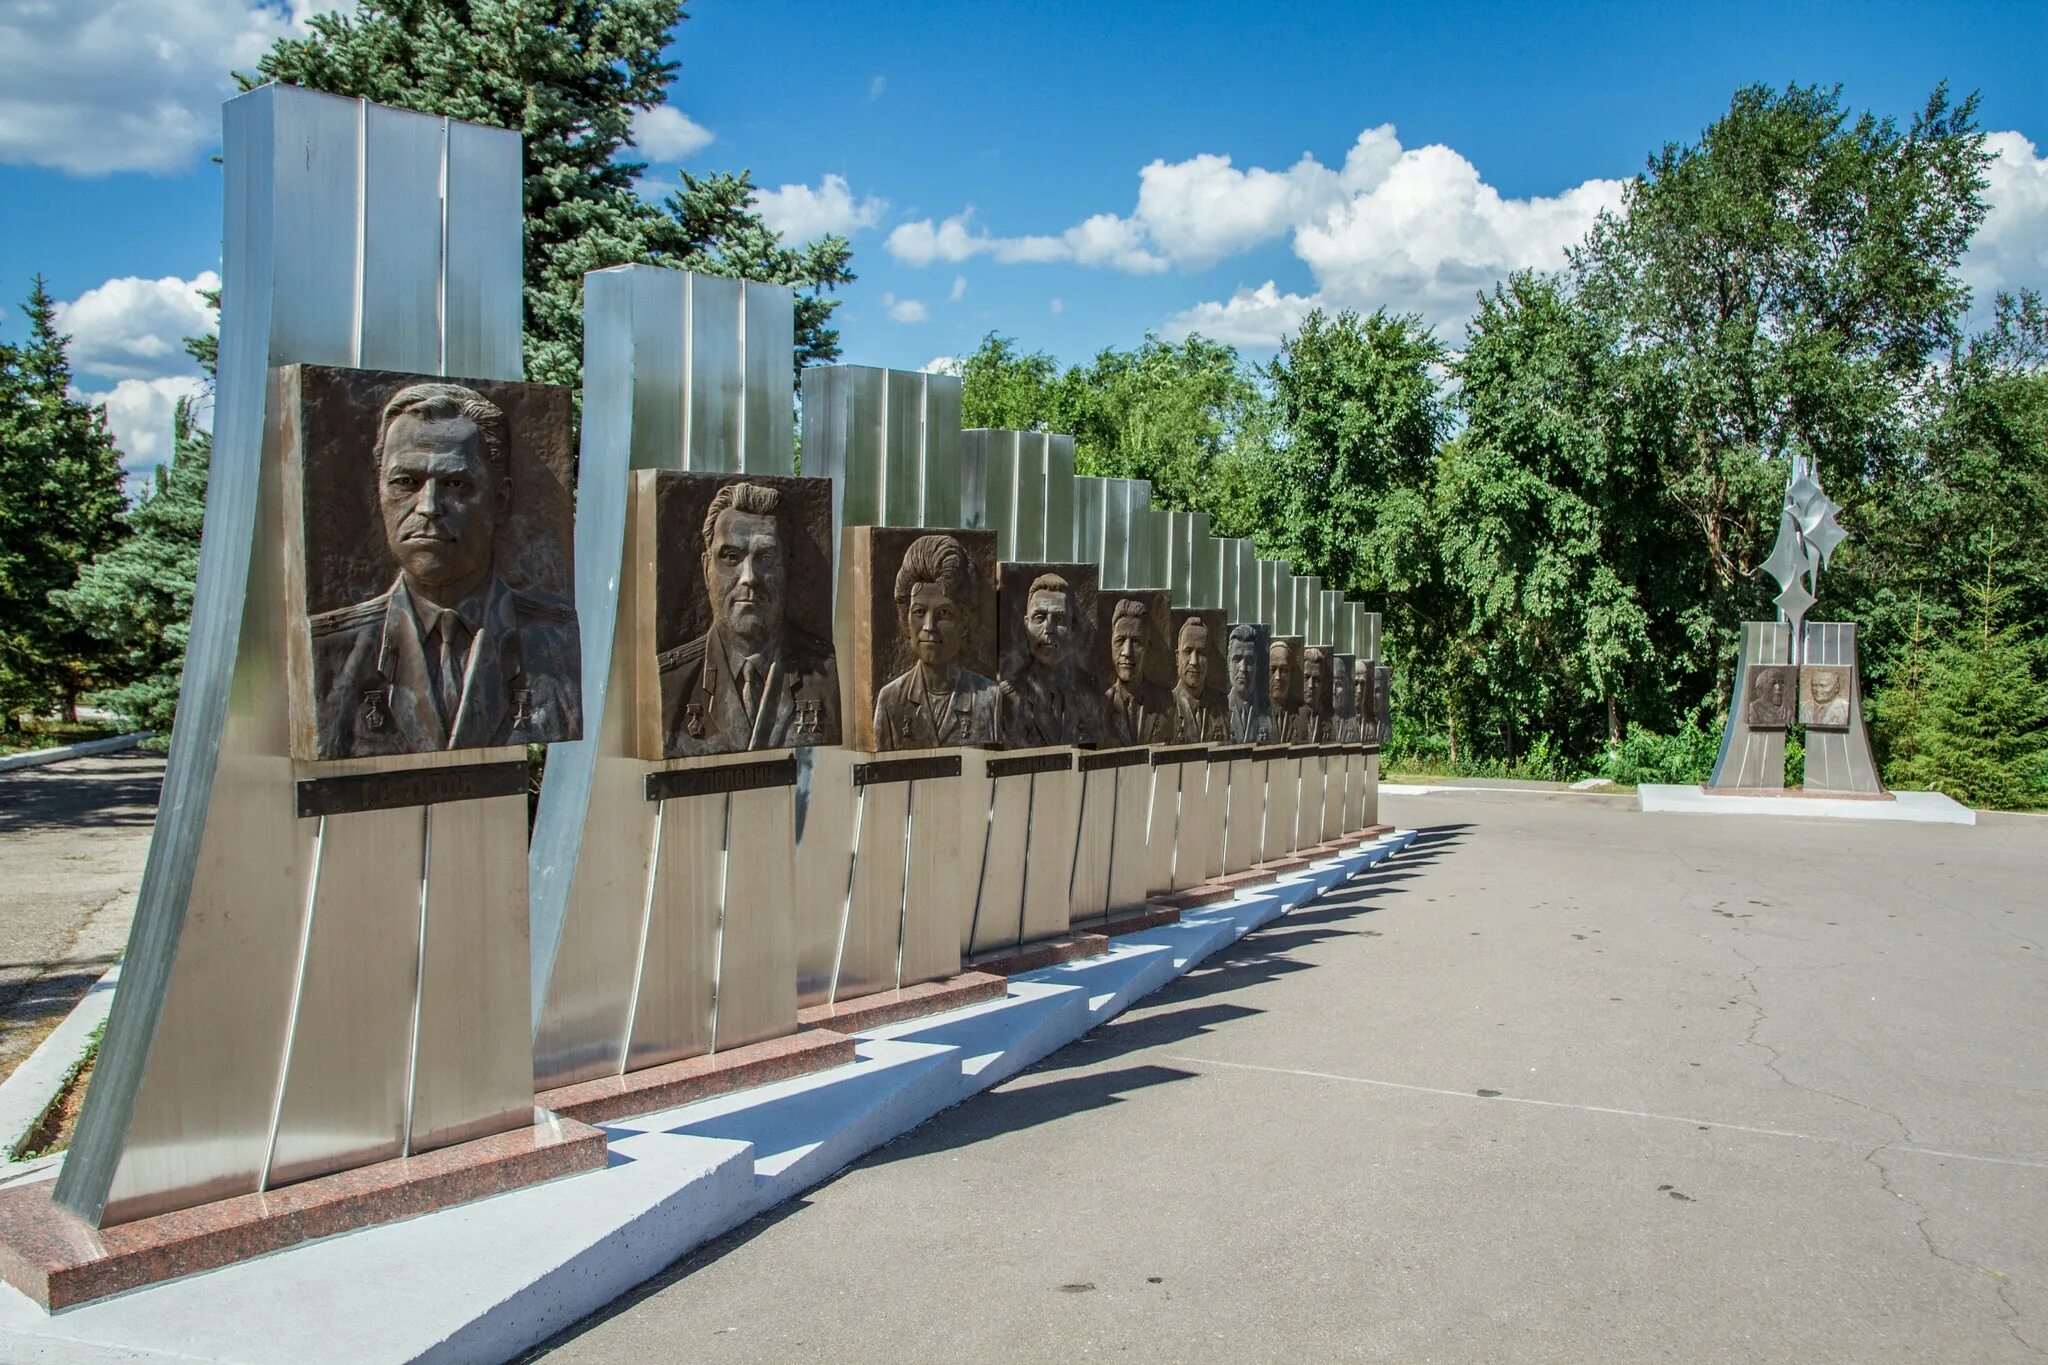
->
957, 332, 1060, 431
53, 400, 211, 735
0, 277, 127, 727
250, 1, 853, 387
1879, 626, 2048, 809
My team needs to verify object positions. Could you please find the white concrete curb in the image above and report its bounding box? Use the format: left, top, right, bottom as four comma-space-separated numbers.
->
0, 966, 119, 1162
1637, 784, 1976, 825
0, 832, 1418, 1364
0, 733, 152, 774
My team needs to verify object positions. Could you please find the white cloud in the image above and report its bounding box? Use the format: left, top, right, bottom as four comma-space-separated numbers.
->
54, 271, 220, 383
1964, 131, 2048, 321
753, 173, 887, 241
87, 375, 208, 476
885, 209, 1166, 273
867, 75, 887, 102
921, 355, 961, 376
881, 292, 928, 324
1162, 281, 1317, 347
1049, 297, 1064, 315
630, 105, 712, 161
950, 275, 967, 302
0, 0, 320, 175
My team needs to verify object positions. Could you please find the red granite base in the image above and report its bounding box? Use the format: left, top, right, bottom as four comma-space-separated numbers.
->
538, 1028, 857, 1126
1096, 904, 1181, 937
0, 1116, 606, 1311
970, 933, 1112, 977
1701, 784, 1893, 801
795, 971, 1008, 1033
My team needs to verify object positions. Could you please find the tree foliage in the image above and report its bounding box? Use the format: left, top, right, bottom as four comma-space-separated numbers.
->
0, 278, 127, 726
249, 0, 853, 387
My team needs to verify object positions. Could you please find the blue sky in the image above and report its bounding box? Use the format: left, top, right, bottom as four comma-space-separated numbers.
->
3, 0, 2045, 476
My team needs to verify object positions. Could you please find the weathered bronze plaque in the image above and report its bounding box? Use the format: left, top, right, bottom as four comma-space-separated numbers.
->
1098, 589, 1174, 746
1168, 608, 1229, 744
635, 471, 838, 758
1292, 645, 1334, 743
999, 561, 1106, 748
986, 752, 1074, 779
852, 754, 964, 786
644, 756, 799, 802
294, 759, 530, 818
1799, 664, 1853, 730
1745, 664, 1798, 728
1364, 663, 1393, 749
282, 365, 582, 760
1330, 653, 1358, 742
1223, 623, 1275, 744
1267, 635, 1305, 742
844, 527, 1001, 753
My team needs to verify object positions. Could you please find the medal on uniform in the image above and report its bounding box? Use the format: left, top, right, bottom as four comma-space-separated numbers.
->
360, 687, 388, 732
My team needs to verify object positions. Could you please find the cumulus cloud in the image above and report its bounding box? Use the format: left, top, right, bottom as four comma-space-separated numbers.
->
630, 105, 713, 161
1162, 281, 1317, 347
950, 275, 967, 302
886, 209, 1167, 273
1049, 298, 1064, 315
54, 271, 220, 383
1963, 131, 2048, 321
881, 292, 928, 324
88, 375, 208, 476
867, 75, 887, 102
753, 174, 887, 241
921, 355, 961, 376
0, 0, 318, 175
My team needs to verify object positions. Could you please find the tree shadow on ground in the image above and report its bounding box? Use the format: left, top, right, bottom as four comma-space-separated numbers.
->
0, 755, 163, 837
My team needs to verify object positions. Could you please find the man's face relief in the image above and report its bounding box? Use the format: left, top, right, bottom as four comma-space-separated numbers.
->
907, 580, 965, 668
705, 508, 785, 646
1178, 628, 1208, 692
1811, 670, 1841, 704
380, 412, 502, 594
1304, 662, 1325, 708
1269, 648, 1290, 704
1026, 589, 1072, 667
1112, 619, 1145, 683
1228, 640, 1255, 699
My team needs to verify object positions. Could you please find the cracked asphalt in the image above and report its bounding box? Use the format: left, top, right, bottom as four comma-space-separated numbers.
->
532, 789, 2048, 1363
0, 750, 160, 1080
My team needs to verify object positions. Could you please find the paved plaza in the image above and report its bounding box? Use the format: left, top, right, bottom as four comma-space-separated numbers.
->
530, 789, 2048, 1363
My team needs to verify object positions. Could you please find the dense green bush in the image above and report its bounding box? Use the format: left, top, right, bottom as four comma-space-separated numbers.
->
1874, 628, 2048, 809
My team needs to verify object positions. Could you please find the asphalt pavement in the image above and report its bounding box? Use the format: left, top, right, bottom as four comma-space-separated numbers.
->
530, 788, 2048, 1364
0, 750, 160, 1080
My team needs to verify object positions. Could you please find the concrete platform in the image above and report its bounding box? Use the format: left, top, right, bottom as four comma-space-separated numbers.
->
1639, 783, 1976, 824
0, 834, 1415, 1363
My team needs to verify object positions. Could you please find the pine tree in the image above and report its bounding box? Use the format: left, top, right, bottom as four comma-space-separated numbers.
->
53, 399, 211, 735
0, 277, 127, 728
248, 1, 853, 388
1885, 628, 2048, 809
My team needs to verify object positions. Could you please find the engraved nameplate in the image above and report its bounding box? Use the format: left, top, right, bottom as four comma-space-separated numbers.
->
1078, 747, 1151, 773
1287, 745, 1321, 758
1253, 745, 1293, 758
296, 760, 529, 818
645, 756, 799, 803
987, 752, 1074, 779
1149, 745, 1211, 767
1208, 746, 1255, 763
1317, 745, 1348, 758
853, 754, 963, 786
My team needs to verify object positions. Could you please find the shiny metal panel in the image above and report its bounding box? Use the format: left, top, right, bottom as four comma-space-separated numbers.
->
1074, 477, 1108, 573
1320, 754, 1343, 840
1166, 513, 1195, 607
1068, 767, 1117, 922
1043, 434, 1076, 560
922, 373, 964, 526
624, 791, 720, 1071
957, 427, 990, 531
1128, 506, 1165, 590
1020, 765, 1080, 943
1107, 763, 1154, 911
838, 781, 910, 1001
1316, 590, 1340, 649
1295, 577, 1323, 644
1707, 621, 1794, 790
409, 787, 531, 1153
1190, 519, 1220, 609
1099, 479, 1131, 590
1235, 543, 1260, 626
356, 104, 444, 374
1145, 764, 1180, 894
964, 753, 1028, 956
1345, 748, 1369, 832
1013, 434, 1048, 561
1222, 756, 1262, 873
793, 745, 859, 1006
882, 369, 927, 525
441, 118, 523, 381
901, 771, 968, 986
685, 273, 743, 472
1361, 753, 1381, 828
1261, 756, 1296, 861
716, 784, 798, 1047
741, 281, 796, 474
1195, 760, 1227, 880
1259, 561, 1287, 634
1799, 621, 1884, 794
978, 432, 1018, 561
1294, 753, 1322, 848
1217, 538, 1240, 619
264, 807, 421, 1187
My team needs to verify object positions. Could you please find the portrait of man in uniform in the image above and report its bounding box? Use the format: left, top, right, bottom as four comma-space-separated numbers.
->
1226, 624, 1274, 744
873, 533, 1001, 750
1294, 646, 1333, 743
1799, 665, 1852, 729
1745, 664, 1797, 729
304, 378, 582, 760
1365, 663, 1393, 748
1331, 653, 1357, 742
1170, 612, 1227, 744
1101, 595, 1171, 747
999, 565, 1102, 748
1268, 636, 1303, 742
657, 478, 838, 756
1352, 657, 1376, 745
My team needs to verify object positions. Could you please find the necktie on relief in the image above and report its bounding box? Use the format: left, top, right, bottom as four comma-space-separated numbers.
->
435, 612, 466, 731
741, 657, 763, 723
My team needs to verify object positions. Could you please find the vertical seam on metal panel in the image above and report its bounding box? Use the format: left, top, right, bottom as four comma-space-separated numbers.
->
401, 804, 431, 1156
619, 805, 664, 1075
351, 99, 368, 367
710, 792, 732, 1053
436, 116, 450, 376
735, 285, 748, 468
1013, 774, 1035, 947
895, 780, 917, 989
680, 274, 694, 469
260, 811, 327, 1190
831, 787, 864, 1005
966, 772, 997, 955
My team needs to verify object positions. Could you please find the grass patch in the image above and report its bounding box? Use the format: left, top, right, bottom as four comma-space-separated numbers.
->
0, 717, 121, 758
11, 1021, 103, 1162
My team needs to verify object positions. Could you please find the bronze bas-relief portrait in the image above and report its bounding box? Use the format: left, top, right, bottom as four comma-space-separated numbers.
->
998, 562, 1104, 748
1170, 609, 1229, 744
1331, 653, 1357, 742
647, 472, 838, 757
290, 367, 581, 761
1799, 665, 1852, 730
844, 526, 999, 753
1363, 663, 1393, 749
874, 532, 1002, 751
1745, 664, 1798, 729
1224, 623, 1275, 743
1266, 636, 1305, 742
1099, 590, 1173, 746
1292, 645, 1335, 742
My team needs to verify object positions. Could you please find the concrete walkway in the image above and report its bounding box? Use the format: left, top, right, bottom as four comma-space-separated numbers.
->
0, 751, 159, 1081
528, 788, 2048, 1364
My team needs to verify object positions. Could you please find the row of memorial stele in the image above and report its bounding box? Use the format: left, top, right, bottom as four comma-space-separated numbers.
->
293, 364, 1391, 764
